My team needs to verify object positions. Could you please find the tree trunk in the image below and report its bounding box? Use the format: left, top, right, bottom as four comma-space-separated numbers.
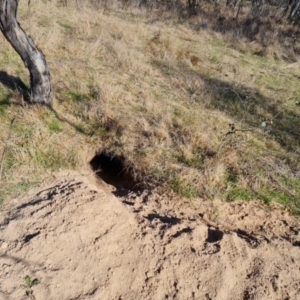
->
0, 0, 52, 106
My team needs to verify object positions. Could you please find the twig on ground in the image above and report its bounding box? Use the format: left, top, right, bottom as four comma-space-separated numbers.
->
216, 124, 253, 154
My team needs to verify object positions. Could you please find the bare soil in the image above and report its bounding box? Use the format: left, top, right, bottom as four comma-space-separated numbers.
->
1, 172, 300, 300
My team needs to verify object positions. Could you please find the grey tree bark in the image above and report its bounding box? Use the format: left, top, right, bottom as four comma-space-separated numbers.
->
0, 0, 52, 106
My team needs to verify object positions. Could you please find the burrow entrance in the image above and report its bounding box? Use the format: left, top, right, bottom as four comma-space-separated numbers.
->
90, 152, 141, 192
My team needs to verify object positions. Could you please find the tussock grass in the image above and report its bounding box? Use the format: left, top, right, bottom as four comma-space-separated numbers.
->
0, 0, 299, 213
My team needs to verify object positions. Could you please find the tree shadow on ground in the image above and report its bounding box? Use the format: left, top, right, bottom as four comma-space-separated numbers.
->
0, 71, 30, 102
0, 71, 93, 137
0, 71, 29, 93
202, 76, 300, 152
152, 60, 300, 172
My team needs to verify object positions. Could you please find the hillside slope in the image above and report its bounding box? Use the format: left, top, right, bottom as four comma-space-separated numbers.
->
0, 0, 299, 211
1, 2, 300, 298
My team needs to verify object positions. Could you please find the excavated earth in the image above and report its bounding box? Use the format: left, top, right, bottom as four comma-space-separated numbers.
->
1, 172, 300, 300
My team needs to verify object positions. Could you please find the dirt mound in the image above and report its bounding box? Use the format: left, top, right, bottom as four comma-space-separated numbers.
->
0, 173, 300, 299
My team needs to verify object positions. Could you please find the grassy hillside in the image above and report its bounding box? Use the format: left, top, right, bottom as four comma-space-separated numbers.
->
0, 0, 299, 212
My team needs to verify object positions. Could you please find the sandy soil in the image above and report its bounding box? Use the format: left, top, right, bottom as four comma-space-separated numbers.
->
1, 172, 300, 300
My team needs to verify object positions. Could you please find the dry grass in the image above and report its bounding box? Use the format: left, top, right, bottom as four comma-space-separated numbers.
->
0, 0, 299, 212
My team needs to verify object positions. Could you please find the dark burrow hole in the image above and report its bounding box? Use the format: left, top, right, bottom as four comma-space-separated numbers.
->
90, 152, 141, 194
206, 228, 224, 243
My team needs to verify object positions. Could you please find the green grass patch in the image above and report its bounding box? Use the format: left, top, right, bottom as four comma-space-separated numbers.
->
67, 91, 86, 102
13, 180, 32, 194
48, 118, 63, 132
175, 153, 202, 169
282, 177, 300, 192
34, 150, 65, 171
65, 85, 99, 103
88, 85, 100, 100
259, 189, 290, 205
169, 176, 198, 198
0, 180, 34, 205
33, 148, 78, 171
226, 187, 253, 201
74, 123, 95, 136
2, 150, 15, 174
43, 111, 63, 132
57, 20, 74, 31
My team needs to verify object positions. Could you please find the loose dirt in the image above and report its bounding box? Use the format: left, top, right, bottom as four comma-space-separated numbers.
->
0, 172, 300, 299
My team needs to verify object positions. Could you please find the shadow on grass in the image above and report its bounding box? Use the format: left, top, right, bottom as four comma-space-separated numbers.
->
49, 106, 96, 137
202, 76, 300, 152
151, 59, 300, 211
0, 71, 93, 136
0, 71, 29, 93
0, 71, 30, 102
152, 60, 300, 170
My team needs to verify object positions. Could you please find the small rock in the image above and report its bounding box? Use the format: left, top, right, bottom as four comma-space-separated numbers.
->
1, 242, 8, 249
